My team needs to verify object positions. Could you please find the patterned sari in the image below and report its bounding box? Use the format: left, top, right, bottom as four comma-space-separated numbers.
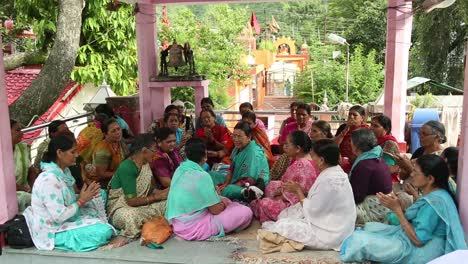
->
91, 140, 126, 187
23, 162, 113, 251
195, 124, 234, 165
252, 126, 274, 168
279, 119, 313, 144
251, 158, 319, 223
77, 122, 103, 165
107, 163, 166, 238
151, 149, 182, 188
377, 134, 401, 182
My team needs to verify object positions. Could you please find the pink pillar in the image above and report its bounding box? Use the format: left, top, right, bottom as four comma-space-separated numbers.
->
458, 41, 468, 238
0, 33, 18, 223
136, 3, 158, 132
194, 80, 210, 117
383, 0, 413, 141
151, 85, 171, 120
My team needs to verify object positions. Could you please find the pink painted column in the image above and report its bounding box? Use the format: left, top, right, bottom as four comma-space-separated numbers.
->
194, 80, 210, 117
383, 0, 413, 141
151, 86, 171, 120
136, 3, 158, 132
0, 33, 18, 223
457, 40, 468, 239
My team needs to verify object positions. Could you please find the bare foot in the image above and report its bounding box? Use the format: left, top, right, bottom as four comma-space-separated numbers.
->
99, 236, 133, 250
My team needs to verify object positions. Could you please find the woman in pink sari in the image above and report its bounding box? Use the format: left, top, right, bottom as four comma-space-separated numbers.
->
251, 130, 319, 223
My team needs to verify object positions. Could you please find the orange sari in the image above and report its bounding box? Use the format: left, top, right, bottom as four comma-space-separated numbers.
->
252, 126, 274, 168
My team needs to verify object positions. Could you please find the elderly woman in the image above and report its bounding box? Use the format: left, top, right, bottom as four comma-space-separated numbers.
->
91, 118, 127, 188
151, 127, 182, 189
261, 139, 356, 250
24, 135, 113, 251
10, 119, 36, 211
195, 97, 227, 130
166, 138, 253, 241
350, 129, 392, 224
239, 102, 266, 131
196, 109, 233, 166
371, 115, 401, 182
172, 100, 194, 134
310, 120, 333, 142
334, 105, 369, 166
278, 102, 313, 145
395, 121, 447, 181
241, 111, 274, 168
341, 155, 467, 263
210, 122, 269, 202
107, 134, 167, 247
251, 131, 319, 223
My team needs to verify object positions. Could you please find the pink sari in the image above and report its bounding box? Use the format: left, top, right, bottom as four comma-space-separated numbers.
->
171, 199, 252, 241
250, 158, 319, 223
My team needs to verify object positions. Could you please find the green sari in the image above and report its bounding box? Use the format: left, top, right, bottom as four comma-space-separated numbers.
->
14, 143, 31, 211
211, 140, 269, 200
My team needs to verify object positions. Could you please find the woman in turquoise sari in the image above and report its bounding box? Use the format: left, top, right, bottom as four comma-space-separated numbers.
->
341, 154, 467, 264
24, 135, 113, 251
211, 122, 269, 202
166, 138, 252, 241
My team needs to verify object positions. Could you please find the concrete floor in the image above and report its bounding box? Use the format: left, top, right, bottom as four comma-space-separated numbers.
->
2, 221, 356, 264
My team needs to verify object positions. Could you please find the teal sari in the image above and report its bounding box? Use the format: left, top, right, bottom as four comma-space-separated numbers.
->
166, 160, 221, 222
210, 140, 269, 200
341, 189, 467, 264
230, 140, 270, 184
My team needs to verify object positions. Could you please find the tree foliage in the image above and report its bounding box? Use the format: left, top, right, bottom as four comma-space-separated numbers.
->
160, 5, 250, 108
294, 44, 384, 107
71, 1, 137, 95
410, 0, 468, 90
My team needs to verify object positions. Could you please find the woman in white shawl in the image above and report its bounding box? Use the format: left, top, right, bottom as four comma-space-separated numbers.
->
262, 139, 356, 250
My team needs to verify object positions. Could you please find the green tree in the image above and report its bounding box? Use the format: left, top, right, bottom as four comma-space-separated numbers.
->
72, 1, 137, 95
160, 5, 250, 108
2, 0, 137, 124
295, 44, 384, 107
4, 0, 83, 124
410, 0, 468, 90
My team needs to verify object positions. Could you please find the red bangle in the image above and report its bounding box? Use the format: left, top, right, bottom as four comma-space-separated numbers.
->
77, 199, 85, 207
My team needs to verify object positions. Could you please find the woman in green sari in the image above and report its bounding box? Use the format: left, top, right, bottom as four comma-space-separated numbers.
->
10, 119, 37, 211
211, 122, 269, 202
107, 134, 167, 247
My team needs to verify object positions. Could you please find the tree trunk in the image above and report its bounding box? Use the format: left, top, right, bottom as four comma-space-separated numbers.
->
3, 51, 48, 71
8, 0, 83, 125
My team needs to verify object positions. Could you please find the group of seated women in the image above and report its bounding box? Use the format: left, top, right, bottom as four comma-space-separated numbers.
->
13, 99, 467, 263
